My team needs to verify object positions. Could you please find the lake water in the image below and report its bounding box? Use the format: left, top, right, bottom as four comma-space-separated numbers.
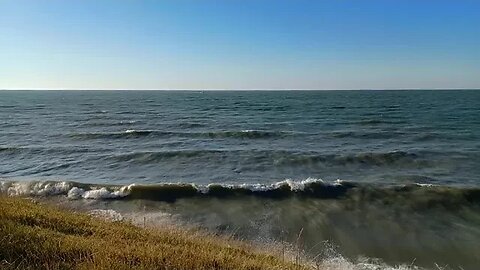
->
1, 90, 479, 269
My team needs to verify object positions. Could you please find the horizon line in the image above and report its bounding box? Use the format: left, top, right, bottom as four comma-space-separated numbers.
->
1, 88, 479, 91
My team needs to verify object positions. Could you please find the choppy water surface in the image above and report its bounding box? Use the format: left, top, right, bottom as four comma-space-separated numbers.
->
1, 90, 480, 269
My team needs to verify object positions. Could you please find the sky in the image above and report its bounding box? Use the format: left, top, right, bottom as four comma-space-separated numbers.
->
1, 0, 480, 90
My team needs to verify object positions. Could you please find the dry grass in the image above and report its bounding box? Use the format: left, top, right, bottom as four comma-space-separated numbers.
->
0, 196, 310, 270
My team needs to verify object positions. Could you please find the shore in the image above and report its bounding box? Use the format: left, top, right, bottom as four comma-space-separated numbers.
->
0, 196, 308, 270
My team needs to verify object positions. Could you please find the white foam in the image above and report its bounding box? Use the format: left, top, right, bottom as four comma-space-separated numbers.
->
121, 120, 137, 124
283, 177, 324, 191
240, 178, 326, 192
316, 258, 420, 270
200, 178, 330, 193
0, 180, 134, 200
308, 252, 421, 270
67, 186, 85, 199
88, 209, 123, 222
414, 183, 434, 187
67, 185, 132, 200
126, 211, 178, 228
124, 129, 152, 134
85, 188, 117, 199
2, 179, 341, 200
0, 180, 10, 193
0, 181, 72, 197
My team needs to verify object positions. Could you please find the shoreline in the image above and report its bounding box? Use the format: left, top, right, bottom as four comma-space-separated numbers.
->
2, 180, 480, 269
0, 196, 309, 270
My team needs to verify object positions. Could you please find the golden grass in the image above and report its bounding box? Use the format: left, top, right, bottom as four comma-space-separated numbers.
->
0, 196, 310, 270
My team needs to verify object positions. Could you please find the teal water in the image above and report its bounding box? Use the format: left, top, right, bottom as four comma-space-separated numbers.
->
1, 90, 480, 269
1, 90, 479, 185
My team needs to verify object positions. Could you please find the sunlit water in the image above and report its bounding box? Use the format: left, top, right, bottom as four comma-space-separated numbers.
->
1, 90, 479, 269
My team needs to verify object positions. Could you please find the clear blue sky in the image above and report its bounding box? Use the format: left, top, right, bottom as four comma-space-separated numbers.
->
1, 0, 479, 90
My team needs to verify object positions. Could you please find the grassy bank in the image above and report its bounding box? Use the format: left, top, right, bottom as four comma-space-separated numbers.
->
0, 196, 308, 270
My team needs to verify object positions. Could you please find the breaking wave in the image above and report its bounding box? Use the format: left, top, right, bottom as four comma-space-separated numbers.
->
2, 179, 479, 208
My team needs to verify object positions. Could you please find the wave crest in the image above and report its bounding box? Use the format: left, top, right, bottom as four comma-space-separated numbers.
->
2, 179, 479, 210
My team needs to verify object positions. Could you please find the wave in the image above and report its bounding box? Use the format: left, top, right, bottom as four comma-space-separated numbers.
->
0, 146, 19, 153
272, 151, 421, 166
0, 181, 126, 199
203, 130, 289, 139
2, 179, 479, 209
69, 130, 161, 139
109, 150, 424, 167
110, 150, 224, 162
175, 122, 206, 128
330, 130, 407, 139
78, 120, 141, 127
0, 145, 107, 156
69, 129, 290, 140
355, 119, 407, 125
